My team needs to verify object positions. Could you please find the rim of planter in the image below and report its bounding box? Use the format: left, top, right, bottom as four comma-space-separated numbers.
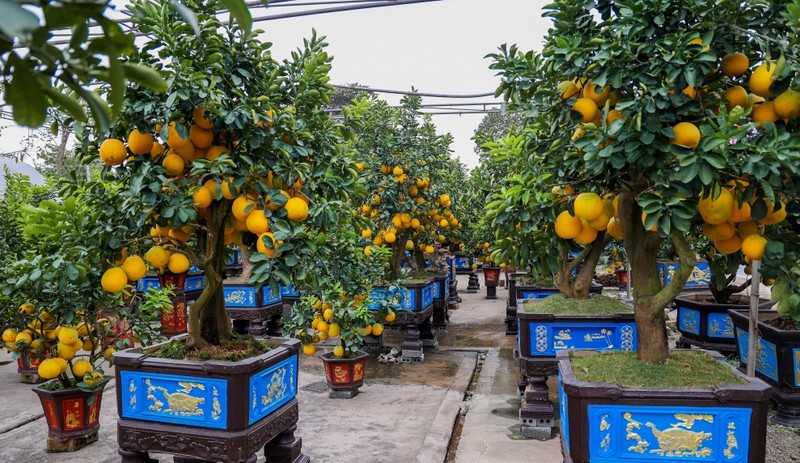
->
675, 292, 776, 310
516, 308, 635, 322
32, 378, 110, 395
319, 350, 369, 363
728, 308, 797, 340
557, 349, 773, 401
113, 334, 301, 375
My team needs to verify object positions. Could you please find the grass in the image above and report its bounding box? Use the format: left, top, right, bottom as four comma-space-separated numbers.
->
522, 294, 632, 315
153, 335, 272, 362
519, 274, 556, 287
571, 351, 745, 388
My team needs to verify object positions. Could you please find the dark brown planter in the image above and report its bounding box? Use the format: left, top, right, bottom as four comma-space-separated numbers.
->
18, 354, 45, 384
33, 379, 108, 451
514, 283, 602, 303
674, 293, 775, 355
614, 268, 631, 289
558, 349, 772, 463
320, 350, 368, 398
483, 267, 501, 287
729, 309, 800, 427
369, 278, 436, 363
114, 336, 308, 463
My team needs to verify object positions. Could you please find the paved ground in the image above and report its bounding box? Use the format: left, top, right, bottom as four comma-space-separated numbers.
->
0, 274, 796, 462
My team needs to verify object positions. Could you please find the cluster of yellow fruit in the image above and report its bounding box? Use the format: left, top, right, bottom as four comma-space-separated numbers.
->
1, 306, 115, 384
100, 245, 190, 293
360, 190, 460, 258
298, 296, 396, 356
473, 241, 493, 265
554, 191, 623, 244
698, 180, 784, 261
565, 50, 799, 152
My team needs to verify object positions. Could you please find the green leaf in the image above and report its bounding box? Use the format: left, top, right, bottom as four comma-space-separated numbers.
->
220, 0, 252, 33
107, 49, 125, 118
7, 66, 47, 127
0, 0, 39, 39
122, 63, 167, 92
79, 88, 112, 134
171, 0, 200, 35
43, 87, 87, 123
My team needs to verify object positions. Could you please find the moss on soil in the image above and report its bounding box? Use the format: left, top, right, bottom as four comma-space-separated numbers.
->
522, 294, 632, 315
154, 336, 272, 362
572, 351, 745, 388
519, 274, 555, 287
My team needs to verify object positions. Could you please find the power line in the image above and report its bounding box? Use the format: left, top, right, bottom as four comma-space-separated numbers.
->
332, 84, 495, 99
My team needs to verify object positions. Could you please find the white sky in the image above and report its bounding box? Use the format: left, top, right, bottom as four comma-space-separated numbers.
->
0, 0, 550, 170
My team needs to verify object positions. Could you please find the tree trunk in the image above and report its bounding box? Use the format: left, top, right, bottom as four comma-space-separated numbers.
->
186, 200, 232, 348
618, 190, 696, 364
553, 235, 609, 299
387, 241, 406, 281
240, 245, 253, 282
55, 129, 70, 178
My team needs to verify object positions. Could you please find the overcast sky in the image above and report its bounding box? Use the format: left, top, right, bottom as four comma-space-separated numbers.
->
0, 0, 550, 170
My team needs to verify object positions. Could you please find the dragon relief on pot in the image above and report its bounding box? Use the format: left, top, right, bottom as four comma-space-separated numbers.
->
625, 412, 714, 457
146, 380, 206, 416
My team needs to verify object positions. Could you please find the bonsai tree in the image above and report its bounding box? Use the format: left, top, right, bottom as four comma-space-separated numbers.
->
488, 0, 800, 363
283, 229, 394, 357
0, 188, 162, 389
84, 0, 360, 349
344, 95, 463, 280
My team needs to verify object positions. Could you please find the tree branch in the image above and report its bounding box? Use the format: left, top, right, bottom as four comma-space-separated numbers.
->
651, 231, 697, 310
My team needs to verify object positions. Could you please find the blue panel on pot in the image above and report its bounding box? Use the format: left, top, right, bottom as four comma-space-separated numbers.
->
262, 286, 282, 305
528, 322, 636, 356
558, 371, 570, 452
368, 288, 414, 311
678, 308, 701, 335
224, 286, 257, 307
455, 256, 469, 269
587, 404, 751, 462
707, 313, 734, 338
280, 284, 300, 298
119, 371, 228, 429
249, 355, 298, 425
137, 276, 160, 293
185, 275, 205, 292
422, 283, 434, 309
520, 290, 560, 300
794, 349, 800, 387
659, 261, 710, 287
735, 328, 779, 382
432, 280, 441, 300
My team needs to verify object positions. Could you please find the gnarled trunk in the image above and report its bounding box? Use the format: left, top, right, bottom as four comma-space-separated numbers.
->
618, 191, 696, 364
187, 200, 232, 348
553, 235, 610, 299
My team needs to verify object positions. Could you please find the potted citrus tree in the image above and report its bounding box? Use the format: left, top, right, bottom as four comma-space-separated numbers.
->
77, 0, 360, 461
283, 229, 392, 398
345, 95, 461, 362
483, 0, 800, 458
0, 190, 162, 452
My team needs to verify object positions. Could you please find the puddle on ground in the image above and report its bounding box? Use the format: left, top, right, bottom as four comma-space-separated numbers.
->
490, 407, 518, 420
300, 381, 329, 394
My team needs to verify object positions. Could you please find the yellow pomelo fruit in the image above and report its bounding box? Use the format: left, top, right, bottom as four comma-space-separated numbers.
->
372, 323, 384, 336
189, 125, 213, 149
285, 197, 309, 222
166, 121, 190, 150
749, 62, 776, 98
385, 311, 396, 323
58, 327, 79, 345
558, 80, 580, 100
761, 200, 787, 225
669, 122, 701, 149
328, 323, 341, 337
127, 129, 154, 155
332, 345, 344, 357
582, 82, 611, 106
737, 220, 761, 238
555, 211, 583, 239
729, 198, 751, 223
722, 86, 748, 110
53, 357, 68, 373
167, 253, 190, 274
2, 328, 18, 344
364, 246, 373, 257
193, 107, 213, 129
38, 359, 62, 380
741, 234, 767, 261
205, 145, 229, 161
698, 189, 734, 225
714, 234, 743, 254
587, 201, 614, 231
257, 232, 278, 257
15, 331, 32, 346
72, 359, 93, 379
425, 245, 435, 254
773, 89, 800, 119
405, 240, 415, 251
384, 232, 396, 244
246, 209, 270, 235
221, 179, 239, 200
122, 256, 147, 281
606, 217, 624, 240
302, 344, 316, 356
571, 97, 598, 123
145, 245, 170, 268
102, 267, 129, 293
232, 195, 255, 221
720, 52, 749, 77
574, 221, 598, 244
57, 343, 76, 361
573, 192, 604, 221
361, 229, 373, 239
606, 109, 626, 126
162, 153, 185, 176
99, 139, 127, 166
192, 186, 212, 208
703, 222, 736, 241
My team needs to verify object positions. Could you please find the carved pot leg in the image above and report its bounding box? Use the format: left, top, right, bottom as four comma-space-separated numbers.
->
119, 448, 158, 463
519, 375, 554, 440
420, 317, 438, 350
264, 424, 310, 463
400, 324, 424, 363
